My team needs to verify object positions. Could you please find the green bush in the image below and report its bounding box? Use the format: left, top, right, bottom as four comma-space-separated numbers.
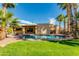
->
7, 27, 13, 34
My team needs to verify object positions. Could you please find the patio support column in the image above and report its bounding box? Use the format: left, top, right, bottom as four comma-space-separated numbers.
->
35, 26, 37, 35
22, 27, 25, 34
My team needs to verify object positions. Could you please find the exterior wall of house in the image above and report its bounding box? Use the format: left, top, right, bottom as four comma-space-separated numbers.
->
55, 26, 59, 34
55, 26, 63, 34
49, 24, 56, 34
35, 24, 50, 35
14, 27, 23, 35
14, 24, 59, 35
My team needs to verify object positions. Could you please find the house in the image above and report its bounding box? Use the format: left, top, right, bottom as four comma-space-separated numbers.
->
14, 23, 62, 35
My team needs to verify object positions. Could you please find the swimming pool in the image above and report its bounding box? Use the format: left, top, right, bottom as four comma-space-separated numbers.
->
21, 34, 65, 40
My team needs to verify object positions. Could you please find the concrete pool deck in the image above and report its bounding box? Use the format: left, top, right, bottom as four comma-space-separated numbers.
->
0, 35, 22, 47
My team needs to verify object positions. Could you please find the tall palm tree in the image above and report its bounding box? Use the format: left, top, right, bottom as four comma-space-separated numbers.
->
72, 3, 78, 38
57, 3, 72, 33
56, 14, 64, 34
75, 11, 79, 38
2, 3, 15, 38
0, 9, 14, 39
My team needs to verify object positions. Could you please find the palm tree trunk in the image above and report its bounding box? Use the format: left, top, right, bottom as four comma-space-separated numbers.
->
66, 3, 72, 33
73, 4, 78, 38
2, 3, 7, 38
2, 3, 7, 17
64, 19, 66, 33
59, 22, 61, 34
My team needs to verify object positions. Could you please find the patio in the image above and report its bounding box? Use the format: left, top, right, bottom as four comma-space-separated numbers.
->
0, 35, 22, 47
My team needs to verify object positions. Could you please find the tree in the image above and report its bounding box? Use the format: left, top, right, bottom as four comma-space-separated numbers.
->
10, 18, 20, 35
2, 3, 15, 38
2, 3, 15, 17
57, 3, 72, 33
0, 9, 13, 39
2, 11, 13, 37
56, 14, 64, 34
71, 3, 78, 38
74, 11, 79, 38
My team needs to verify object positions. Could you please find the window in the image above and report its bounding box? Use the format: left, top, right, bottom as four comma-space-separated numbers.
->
16, 28, 22, 30
27, 28, 33, 32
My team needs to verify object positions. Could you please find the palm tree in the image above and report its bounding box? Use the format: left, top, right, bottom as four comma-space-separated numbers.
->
10, 18, 19, 28
10, 18, 19, 35
56, 14, 64, 34
2, 12, 13, 27
72, 3, 78, 19
2, 11, 13, 37
71, 3, 78, 38
0, 9, 13, 38
2, 3, 15, 38
63, 15, 68, 33
57, 14, 67, 33
74, 11, 79, 38
2, 3, 15, 17
57, 3, 72, 33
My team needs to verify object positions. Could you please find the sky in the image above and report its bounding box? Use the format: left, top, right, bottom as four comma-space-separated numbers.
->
2, 3, 67, 26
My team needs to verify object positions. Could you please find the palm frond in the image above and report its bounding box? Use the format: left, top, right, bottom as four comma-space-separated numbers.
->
10, 18, 20, 27
57, 3, 67, 10
56, 14, 65, 22
2, 3, 16, 8
6, 12, 13, 19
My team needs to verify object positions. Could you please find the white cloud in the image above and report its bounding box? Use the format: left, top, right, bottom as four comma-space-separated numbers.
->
49, 18, 56, 25
18, 20, 37, 25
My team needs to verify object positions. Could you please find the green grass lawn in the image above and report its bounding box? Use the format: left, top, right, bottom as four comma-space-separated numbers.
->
0, 39, 79, 56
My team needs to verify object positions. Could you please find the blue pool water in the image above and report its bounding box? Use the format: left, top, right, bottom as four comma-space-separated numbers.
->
21, 34, 65, 40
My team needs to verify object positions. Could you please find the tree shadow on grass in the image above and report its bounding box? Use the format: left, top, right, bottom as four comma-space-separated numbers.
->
49, 40, 79, 46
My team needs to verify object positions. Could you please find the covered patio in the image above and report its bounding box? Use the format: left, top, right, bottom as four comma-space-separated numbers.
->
22, 25, 36, 34
14, 25, 36, 35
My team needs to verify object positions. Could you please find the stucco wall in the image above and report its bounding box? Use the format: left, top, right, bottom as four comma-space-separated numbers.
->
35, 24, 50, 35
